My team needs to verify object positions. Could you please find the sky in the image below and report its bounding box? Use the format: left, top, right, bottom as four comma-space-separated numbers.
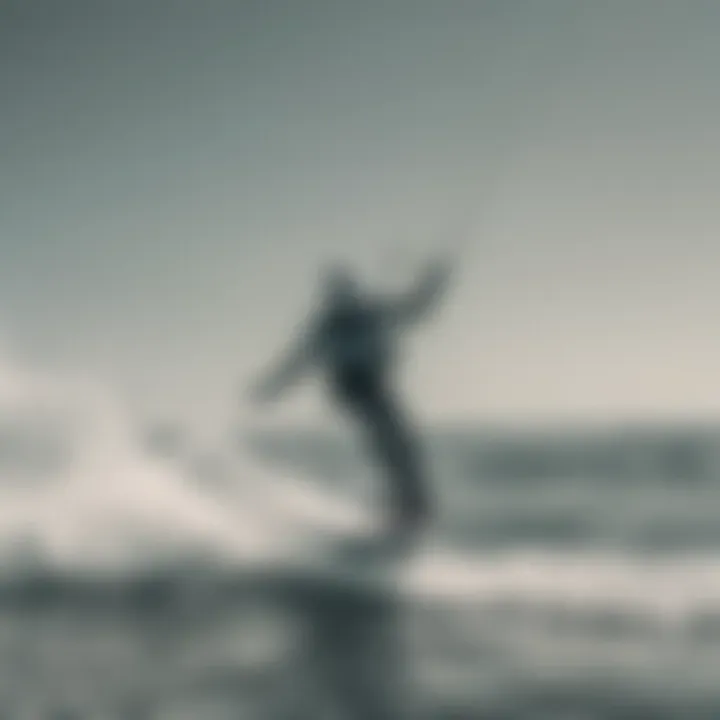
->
3, 0, 720, 438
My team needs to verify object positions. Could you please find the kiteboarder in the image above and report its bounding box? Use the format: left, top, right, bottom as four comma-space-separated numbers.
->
248, 254, 455, 539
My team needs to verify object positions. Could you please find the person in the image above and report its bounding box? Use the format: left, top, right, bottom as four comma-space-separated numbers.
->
248, 254, 455, 539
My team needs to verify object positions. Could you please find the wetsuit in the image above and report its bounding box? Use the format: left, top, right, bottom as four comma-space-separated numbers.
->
251, 258, 452, 534
317, 303, 430, 531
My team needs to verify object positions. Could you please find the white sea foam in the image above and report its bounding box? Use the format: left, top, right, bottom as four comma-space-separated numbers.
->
0, 347, 379, 575
1, 349, 720, 620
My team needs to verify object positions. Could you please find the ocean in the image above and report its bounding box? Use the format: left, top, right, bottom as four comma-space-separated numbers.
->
2, 357, 720, 717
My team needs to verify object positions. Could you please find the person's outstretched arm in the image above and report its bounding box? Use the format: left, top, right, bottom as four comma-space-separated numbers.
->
390, 255, 455, 327
248, 323, 318, 405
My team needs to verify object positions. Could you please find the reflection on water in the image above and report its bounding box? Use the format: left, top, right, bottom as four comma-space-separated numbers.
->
2, 569, 720, 718
292, 582, 407, 720
0, 577, 408, 719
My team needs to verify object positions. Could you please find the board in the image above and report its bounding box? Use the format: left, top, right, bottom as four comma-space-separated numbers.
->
273, 527, 424, 598
226, 454, 448, 599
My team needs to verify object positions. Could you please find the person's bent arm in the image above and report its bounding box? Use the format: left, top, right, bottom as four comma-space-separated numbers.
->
390, 256, 454, 327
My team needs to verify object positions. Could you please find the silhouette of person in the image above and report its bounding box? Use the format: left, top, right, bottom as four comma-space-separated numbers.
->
249, 254, 454, 539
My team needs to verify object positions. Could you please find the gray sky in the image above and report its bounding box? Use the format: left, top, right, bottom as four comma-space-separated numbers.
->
3, 0, 720, 436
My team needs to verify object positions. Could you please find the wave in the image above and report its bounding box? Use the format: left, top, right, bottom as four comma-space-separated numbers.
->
402, 548, 720, 612
2, 347, 720, 627
0, 346, 383, 579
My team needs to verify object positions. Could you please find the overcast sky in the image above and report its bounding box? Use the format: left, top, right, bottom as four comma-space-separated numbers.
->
3, 0, 720, 436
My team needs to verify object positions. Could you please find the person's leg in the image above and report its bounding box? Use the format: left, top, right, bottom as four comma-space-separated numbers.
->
359, 395, 431, 533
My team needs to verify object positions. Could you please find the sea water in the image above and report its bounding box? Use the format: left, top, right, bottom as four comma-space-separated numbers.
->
1, 351, 720, 717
